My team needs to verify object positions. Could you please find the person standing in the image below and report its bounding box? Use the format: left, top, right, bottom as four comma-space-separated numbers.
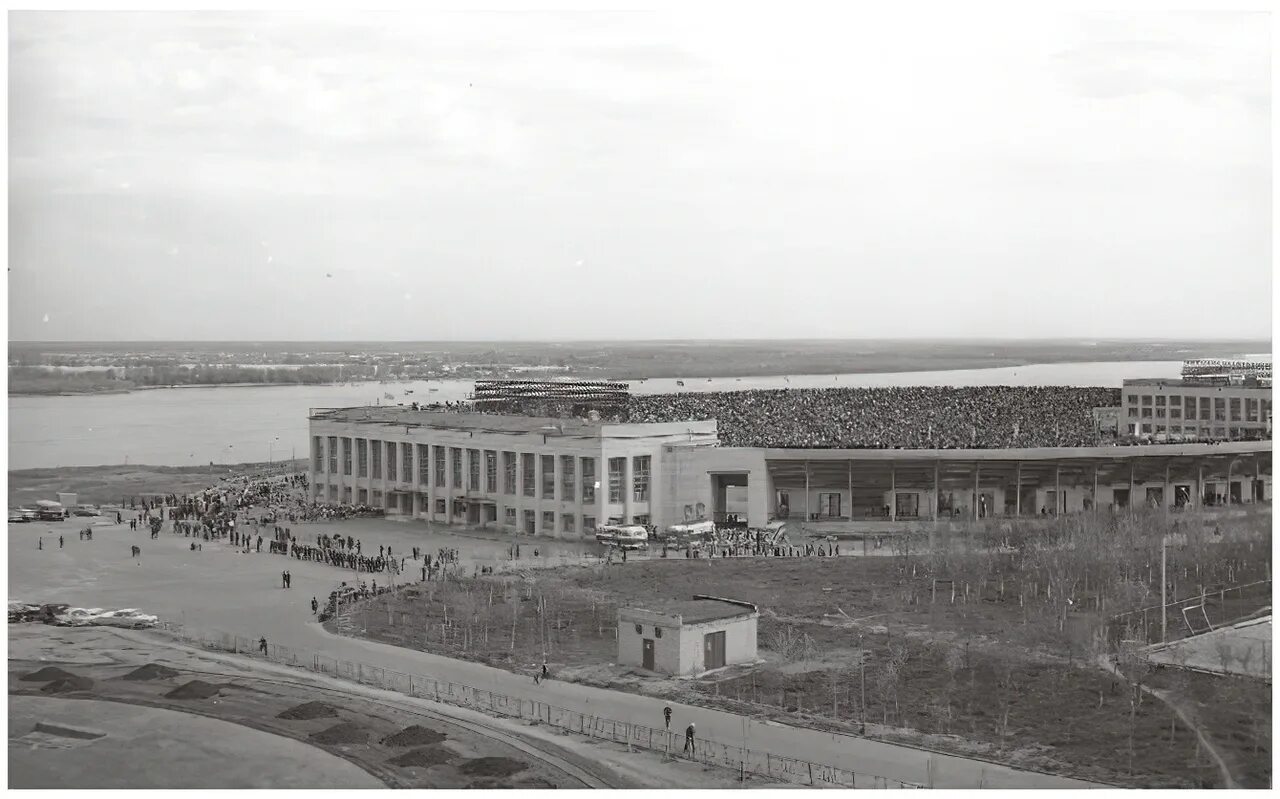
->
683, 723, 696, 757
663, 705, 672, 730
259, 636, 268, 655
59, 535, 64, 548
311, 597, 318, 615
282, 571, 288, 589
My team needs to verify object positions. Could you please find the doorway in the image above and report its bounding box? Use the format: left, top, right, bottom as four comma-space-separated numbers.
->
642, 638, 655, 671
1230, 481, 1242, 504
1174, 485, 1191, 508
711, 473, 749, 525
703, 631, 726, 670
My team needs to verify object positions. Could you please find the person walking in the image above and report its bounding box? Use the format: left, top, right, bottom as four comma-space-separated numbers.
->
311, 597, 318, 615
285, 570, 292, 589
683, 723, 696, 757
59, 535, 64, 548
282, 571, 288, 589
540, 663, 549, 683
663, 706, 672, 730
258, 636, 268, 655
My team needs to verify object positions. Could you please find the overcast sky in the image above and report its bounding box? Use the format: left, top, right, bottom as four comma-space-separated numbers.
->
8, 10, 1271, 341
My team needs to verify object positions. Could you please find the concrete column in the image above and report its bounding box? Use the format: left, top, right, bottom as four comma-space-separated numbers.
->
624, 455, 634, 524
1015, 461, 1022, 517
1055, 463, 1061, 516
889, 465, 896, 522
803, 461, 810, 522
932, 461, 940, 522
1092, 464, 1099, 512
973, 464, 980, 521
1128, 461, 1135, 512
553, 453, 564, 505
848, 460, 854, 522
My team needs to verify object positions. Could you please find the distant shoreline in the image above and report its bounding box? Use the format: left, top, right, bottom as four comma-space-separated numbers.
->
5, 354, 1205, 397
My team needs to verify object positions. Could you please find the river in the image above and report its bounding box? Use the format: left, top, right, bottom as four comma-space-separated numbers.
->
8, 360, 1184, 469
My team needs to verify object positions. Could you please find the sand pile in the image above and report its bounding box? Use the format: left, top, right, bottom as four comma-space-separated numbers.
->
458, 757, 527, 778
277, 701, 340, 720
388, 746, 455, 768
310, 723, 367, 745
20, 666, 78, 682
165, 680, 223, 700
381, 725, 447, 747
40, 675, 95, 693
123, 663, 181, 681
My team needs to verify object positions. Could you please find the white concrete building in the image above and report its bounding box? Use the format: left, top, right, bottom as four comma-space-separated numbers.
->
309, 407, 1272, 538
617, 597, 758, 676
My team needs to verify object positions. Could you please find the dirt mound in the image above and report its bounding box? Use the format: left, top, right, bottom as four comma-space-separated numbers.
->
388, 745, 455, 768
165, 680, 223, 700
381, 725, 447, 747
310, 722, 367, 745
122, 663, 181, 681
458, 757, 528, 778
277, 701, 340, 720
20, 666, 78, 682
40, 675, 95, 693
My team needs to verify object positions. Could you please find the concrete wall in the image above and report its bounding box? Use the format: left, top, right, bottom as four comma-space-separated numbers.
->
617, 608, 682, 674
658, 446, 769, 530
676, 615, 758, 676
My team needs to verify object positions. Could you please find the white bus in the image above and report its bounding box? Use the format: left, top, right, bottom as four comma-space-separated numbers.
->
595, 524, 649, 550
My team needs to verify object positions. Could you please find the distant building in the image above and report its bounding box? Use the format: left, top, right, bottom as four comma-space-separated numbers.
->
1120, 379, 1271, 441
617, 597, 758, 676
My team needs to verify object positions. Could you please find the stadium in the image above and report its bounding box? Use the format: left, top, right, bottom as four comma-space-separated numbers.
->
308, 365, 1272, 538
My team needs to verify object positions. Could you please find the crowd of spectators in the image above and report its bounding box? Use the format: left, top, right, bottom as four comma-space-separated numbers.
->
461, 386, 1122, 448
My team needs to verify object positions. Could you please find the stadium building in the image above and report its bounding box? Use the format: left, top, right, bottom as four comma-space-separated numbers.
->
309, 374, 1272, 538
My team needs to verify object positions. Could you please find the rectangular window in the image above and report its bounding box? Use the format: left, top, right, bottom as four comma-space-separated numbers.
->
1246, 398, 1259, 422
608, 457, 625, 503
468, 448, 480, 491
1126, 394, 1138, 405
1141, 395, 1152, 405
1214, 398, 1226, 422
522, 453, 536, 497
342, 438, 353, 475
402, 444, 414, 483
371, 439, 382, 479
485, 451, 497, 493
1141, 423, 1152, 434
523, 510, 535, 533
418, 444, 430, 484
1214, 426, 1226, 437
632, 456, 651, 502
1141, 407, 1152, 418
312, 436, 323, 472
1167, 395, 1180, 406
562, 513, 575, 533
436, 498, 446, 514
581, 457, 596, 503
327, 436, 338, 473
1127, 408, 1138, 417
817, 492, 842, 518
1155, 395, 1165, 406
1184, 396, 1196, 414
372, 489, 382, 506
1156, 425, 1166, 433
543, 511, 555, 530
1200, 403, 1210, 421
633, 513, 649, 525
343, 486, 352, 504
583, 515, 596, 532
451, 447, 463, 488
386, 442, 397, 482
1170, 408, 1181, 419
561, 456, 576, 503
357, 439, 368, 477
505, 507, 516, 525
503, 452, 517, 495
1229, 398, 1241, 422
433, 446, 445, 488
1156, 408, 1165, 418
542, 455, 556, 500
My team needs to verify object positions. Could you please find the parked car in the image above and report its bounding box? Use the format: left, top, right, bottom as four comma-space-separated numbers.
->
71, 505, 100, 517
9, 510, 29, 524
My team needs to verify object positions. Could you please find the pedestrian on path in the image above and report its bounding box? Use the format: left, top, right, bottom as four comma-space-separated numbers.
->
259, 636, 268, 655
311, 597, 318, 615
59, 535, 64, 548
684, 723, 696, 757
282, 571, 288, 589
664, 706, 672, 730
541, 663, 549, 683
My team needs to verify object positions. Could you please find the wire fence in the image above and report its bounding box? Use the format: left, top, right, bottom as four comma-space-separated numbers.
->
1106, 579, 1272, 648
157, 621, 921, 788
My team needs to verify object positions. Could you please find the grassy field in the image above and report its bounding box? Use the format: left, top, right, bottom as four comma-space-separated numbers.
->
7, 460, 305, 507
336, 531, 1275, 788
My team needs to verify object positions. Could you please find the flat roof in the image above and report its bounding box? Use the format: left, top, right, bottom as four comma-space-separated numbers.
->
624, 598, 756, 625
745, 440, 1272, 462
1124, 378, 1271, 388
311, 407, 607, 435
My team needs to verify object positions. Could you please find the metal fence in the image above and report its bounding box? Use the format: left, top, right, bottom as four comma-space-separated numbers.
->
1106, 579, 1272, 648
158, 621, 920, 788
